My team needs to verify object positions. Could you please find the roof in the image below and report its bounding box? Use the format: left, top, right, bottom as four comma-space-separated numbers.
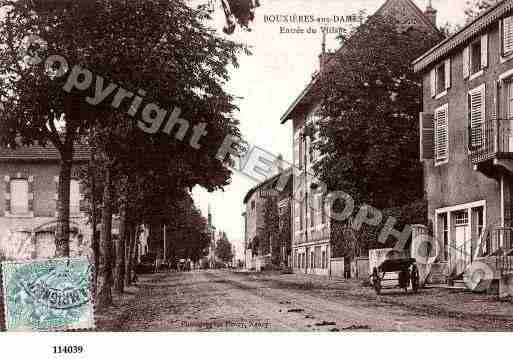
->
413, 0, 513, 73
280, 0, 443, 124
0, 143, 90, 162
243, 168, 293, 204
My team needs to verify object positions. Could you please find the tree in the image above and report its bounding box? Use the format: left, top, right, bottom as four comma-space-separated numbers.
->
1, 0, 246, 308
215, 233, 233, 263
211, 0, 260, 34
278, 200, 291, 267
0, 0, 112, 256
314, 16, 442, 255
464, 0, 499, 23
262, 197, 279, 263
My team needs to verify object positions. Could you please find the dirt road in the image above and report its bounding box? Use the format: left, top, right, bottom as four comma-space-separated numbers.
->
98, 270, 513, 331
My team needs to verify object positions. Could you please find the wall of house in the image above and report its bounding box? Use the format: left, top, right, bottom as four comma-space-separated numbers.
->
292, 109, 330, 275
422, 22, 512, 237
0, 161, 90, 259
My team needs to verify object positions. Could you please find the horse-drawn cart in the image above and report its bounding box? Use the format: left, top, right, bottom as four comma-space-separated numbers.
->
371, 257, 420, 295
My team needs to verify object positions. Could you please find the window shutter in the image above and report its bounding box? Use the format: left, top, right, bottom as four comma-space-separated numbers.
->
503, 16, 513, 55
434, 106, 449, 162
469, 85, 486, 148
293, 133, 300, 166
463, 46, 470, 79
444, 58, 451, 90
430, 68, 436, 97
420, 112, 435, 160
481, 34, 488, 68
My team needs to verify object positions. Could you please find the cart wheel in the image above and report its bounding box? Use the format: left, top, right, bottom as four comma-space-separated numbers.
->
411, 265, 420, 293
372, 268, 381, 295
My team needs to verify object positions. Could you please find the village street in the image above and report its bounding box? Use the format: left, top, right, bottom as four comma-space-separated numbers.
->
96, 270, 513, 331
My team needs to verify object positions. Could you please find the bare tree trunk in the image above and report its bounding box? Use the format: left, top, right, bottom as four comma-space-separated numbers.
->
96, 165, 113, 309
125, 223, 136, 286
114, 183, 127, 293
55, 157, 72, 257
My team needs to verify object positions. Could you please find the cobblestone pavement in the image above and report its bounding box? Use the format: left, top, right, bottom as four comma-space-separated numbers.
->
96, 270, 513, 332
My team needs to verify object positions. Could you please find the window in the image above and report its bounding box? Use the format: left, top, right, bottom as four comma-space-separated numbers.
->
434, 104, 449, 164
469, 84, 486, 149
10, 179, 29, 215
463, 35, 487, 79
321, 251, 326, 269
70, 179, 80, 215
470, 40, 482, 75
310, 207, 314, 228
311, 252, 315, 269
435, 63, 445, 94
430, 59, 450, 97
454, 210, 469, 226
503, 16, 513, 56
251, 200, 255, 211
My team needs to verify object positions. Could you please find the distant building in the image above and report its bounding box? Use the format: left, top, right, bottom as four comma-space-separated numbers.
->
0, 144, 91, 260
243, 168, 293, 270
280, 0, 442, 276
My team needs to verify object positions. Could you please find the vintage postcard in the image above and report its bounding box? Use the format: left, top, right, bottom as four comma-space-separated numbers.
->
0, 0, 512, 351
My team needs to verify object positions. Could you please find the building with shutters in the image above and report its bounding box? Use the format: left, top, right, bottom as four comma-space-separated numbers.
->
280, 0, 443, 276
414, 0, 513, 285
0, 144, 91, 260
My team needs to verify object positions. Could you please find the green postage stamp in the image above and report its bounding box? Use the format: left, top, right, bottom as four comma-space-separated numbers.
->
1, 257, 94, 331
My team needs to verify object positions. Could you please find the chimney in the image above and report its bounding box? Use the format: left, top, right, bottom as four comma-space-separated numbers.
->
425, 0, 437, 26
319, 32, 331, 73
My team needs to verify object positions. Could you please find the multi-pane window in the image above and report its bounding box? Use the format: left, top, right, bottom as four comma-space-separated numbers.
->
435, 63, 446, 95
503, 16, 513, 56
469, 84, 485, 149
430, 59, 450, 97
463, 34, 487, 78
434, 104, 449, 164
10, 179, 29, 215
470, 40, 482, 74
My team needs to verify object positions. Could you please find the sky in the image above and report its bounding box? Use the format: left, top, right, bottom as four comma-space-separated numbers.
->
191, 0, 469, 259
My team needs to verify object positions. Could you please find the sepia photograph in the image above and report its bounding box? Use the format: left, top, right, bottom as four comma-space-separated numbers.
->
0, 0, 512, 356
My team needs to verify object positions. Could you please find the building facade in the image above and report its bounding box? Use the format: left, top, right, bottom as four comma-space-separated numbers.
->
414, 0, 513, 283
0, 144, 91, 260
280, 0, 442, 276
243, 169, 292, 270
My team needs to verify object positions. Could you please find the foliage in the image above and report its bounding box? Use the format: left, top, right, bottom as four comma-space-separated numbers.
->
215, 233, 233, 263
464, 0, 499, 23
314, 15, 440, 258
315, 15, 441, 210
331, 199, 428, 258
166, 195, 212, 263
260, 198, 278, 258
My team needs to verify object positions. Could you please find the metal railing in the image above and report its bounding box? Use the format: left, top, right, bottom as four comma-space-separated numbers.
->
469, 119, 513, 164
488, 227, 513, 275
